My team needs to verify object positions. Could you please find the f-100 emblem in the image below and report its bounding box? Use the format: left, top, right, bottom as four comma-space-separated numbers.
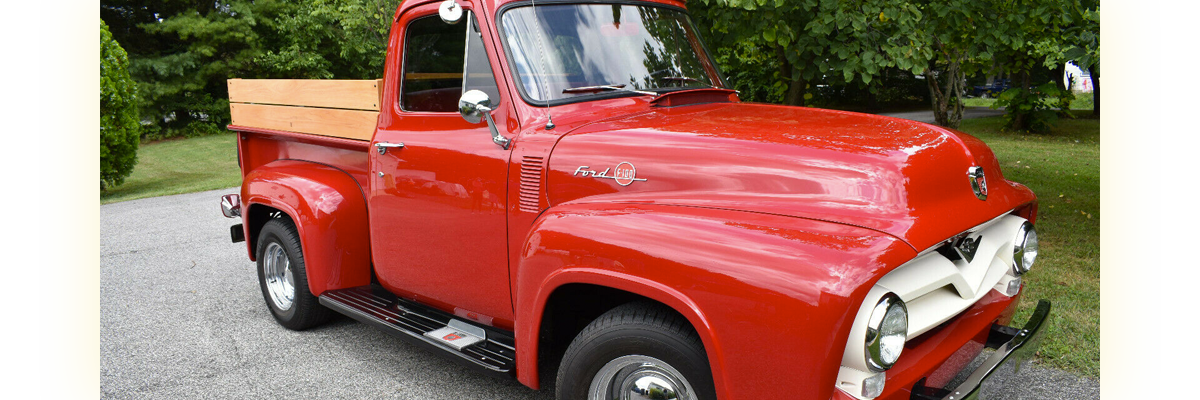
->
574, 162, 647, 186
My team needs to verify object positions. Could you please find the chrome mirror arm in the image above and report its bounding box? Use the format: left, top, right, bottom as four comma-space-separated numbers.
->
459, 90, 511, 150
475, 104, 510, 150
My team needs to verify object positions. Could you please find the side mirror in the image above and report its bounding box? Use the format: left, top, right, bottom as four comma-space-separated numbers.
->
439, 0, 463, 24
458, 89, 492, 124
459, 90, 510, 149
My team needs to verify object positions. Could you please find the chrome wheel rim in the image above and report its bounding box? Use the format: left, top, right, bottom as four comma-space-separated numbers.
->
262, 242, 295, 311
588, 355, 695, 400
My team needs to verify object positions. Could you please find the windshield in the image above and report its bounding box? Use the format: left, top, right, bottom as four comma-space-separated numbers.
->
500, 3, 726, 103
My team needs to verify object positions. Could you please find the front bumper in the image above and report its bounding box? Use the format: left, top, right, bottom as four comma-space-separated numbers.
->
912, 300, 1052, 400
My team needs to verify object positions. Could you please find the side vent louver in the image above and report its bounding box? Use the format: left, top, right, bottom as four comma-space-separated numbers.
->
519, 156, 545, 213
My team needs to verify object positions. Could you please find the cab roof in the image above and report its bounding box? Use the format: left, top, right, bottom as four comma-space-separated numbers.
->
394, 0, 690, 21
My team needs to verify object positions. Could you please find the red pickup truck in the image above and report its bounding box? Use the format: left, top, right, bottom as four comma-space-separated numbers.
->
219, 1, 1050, 399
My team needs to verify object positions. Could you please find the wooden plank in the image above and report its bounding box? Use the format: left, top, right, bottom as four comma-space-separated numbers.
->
228, 79, 382, 111
230, 103, 378, 141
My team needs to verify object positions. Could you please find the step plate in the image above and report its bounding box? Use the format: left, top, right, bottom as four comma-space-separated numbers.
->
425, 326, 484, 350
319, 286, 516, 377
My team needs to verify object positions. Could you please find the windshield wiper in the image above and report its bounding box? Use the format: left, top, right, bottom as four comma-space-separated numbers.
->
658, 76, 702, 83
562, 84, 657, 97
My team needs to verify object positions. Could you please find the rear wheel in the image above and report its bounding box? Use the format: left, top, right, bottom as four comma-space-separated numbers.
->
556, 302, 716, 400
256, 218, 330, 330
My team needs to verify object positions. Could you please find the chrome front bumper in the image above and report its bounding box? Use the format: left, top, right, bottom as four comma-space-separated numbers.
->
913, 300, 1052, 400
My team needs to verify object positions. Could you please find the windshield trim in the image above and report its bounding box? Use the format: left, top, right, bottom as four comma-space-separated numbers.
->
494, 0, 724, 108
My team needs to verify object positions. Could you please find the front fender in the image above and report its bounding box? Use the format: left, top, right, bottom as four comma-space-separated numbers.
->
241, 160, 371, 296
513, 202, 916, 400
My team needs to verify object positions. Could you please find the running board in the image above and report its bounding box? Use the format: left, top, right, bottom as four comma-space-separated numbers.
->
319, 285, 516, 379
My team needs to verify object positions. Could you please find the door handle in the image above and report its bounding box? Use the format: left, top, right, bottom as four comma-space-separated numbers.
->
375, 141, 405, 155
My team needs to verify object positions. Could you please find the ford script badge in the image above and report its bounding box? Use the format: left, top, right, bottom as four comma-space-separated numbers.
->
574, 162, 647, 186
967, 166, 987, 200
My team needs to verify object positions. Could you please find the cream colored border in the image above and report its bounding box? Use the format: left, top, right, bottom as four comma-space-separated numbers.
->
1099, 0, 1156, 398
1, 1, 99, 395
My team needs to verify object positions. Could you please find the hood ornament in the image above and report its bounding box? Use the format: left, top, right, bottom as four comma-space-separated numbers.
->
967, 166, 987, 200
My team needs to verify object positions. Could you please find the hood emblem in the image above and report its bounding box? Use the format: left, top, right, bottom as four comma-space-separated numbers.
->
574, 162, 647, 186
954, 234, 983, 263
967, 166, 987, 200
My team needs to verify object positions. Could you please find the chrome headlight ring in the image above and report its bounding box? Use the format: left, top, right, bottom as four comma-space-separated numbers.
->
865, 293, 908, 372
1013, 221, 1038, 275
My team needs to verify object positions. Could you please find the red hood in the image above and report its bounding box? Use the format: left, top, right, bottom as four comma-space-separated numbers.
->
544, 102, 1036, 251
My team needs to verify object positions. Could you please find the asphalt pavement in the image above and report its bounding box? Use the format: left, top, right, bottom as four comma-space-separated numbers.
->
100, 188, 552, 399
879, 106, 1005, 124
101, 188, 1098, 399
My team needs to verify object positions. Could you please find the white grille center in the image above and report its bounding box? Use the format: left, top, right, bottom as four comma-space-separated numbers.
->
834, 213, 1028, 399
875, 214, 1026, 336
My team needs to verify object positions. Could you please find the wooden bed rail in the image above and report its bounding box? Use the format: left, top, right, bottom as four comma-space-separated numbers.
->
227, 79, 382, 141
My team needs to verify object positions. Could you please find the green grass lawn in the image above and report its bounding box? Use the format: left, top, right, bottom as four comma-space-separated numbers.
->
100, 133, 242, 204
960, 112, 1100, 377
962, 94, 1095, 110
100, 112, 1100, 377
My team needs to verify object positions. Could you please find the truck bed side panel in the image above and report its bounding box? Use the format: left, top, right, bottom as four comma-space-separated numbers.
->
236, 128, 371, 189
233, 127, 373, 296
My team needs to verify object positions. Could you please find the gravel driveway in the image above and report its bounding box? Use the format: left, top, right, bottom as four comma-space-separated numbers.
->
100, 188, 1097, 399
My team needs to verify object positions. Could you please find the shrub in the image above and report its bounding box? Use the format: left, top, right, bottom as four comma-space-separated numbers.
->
101, 19, 140, 190
994, 82, 1075, 132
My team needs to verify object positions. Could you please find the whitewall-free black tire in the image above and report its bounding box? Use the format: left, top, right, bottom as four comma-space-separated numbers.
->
256, 218, 330, 330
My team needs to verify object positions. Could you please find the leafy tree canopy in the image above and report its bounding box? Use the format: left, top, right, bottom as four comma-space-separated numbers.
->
102, 0, 397, 138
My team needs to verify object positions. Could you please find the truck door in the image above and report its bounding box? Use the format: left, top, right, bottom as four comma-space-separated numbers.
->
369, 4, 515, 326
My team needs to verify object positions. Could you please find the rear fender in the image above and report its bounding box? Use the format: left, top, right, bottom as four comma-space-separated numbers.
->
241, 160, 371, 296
513, 202, 916, 399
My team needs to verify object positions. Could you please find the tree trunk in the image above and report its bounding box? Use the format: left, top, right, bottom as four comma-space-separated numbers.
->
785, 73, 806, 106
1011, 69, 1032, 130
926, 57, 965, 129
776, 46, 806, 107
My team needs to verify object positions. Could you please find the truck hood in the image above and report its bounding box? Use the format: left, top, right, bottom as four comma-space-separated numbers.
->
544, 102, 1036, 251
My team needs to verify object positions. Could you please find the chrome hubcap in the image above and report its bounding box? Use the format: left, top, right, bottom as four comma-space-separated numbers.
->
262, 242, 295, 311
589, 355, 694, 400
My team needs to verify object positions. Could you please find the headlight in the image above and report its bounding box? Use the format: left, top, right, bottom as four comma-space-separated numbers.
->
1013, 221, 1038, 274
865, 293, 908, 371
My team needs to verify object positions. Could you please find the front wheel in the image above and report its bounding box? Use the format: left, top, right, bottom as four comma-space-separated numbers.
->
556, 302, 716, 400
256, 218, 330, 330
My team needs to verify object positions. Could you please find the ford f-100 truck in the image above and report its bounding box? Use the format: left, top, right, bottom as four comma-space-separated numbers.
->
219, 1, 1051, 399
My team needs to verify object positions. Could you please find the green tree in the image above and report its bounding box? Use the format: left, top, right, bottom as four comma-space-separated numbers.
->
1052, 1, 1099, 117
101, 0, 399, 138
104, 1, 281, 138
691, 0, 930, 106
101, 19, 141, 191
988, 0, 1079, 131
910, 0, 1006, 129
691, 0, 1091, 130
258, 0, 395, 79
